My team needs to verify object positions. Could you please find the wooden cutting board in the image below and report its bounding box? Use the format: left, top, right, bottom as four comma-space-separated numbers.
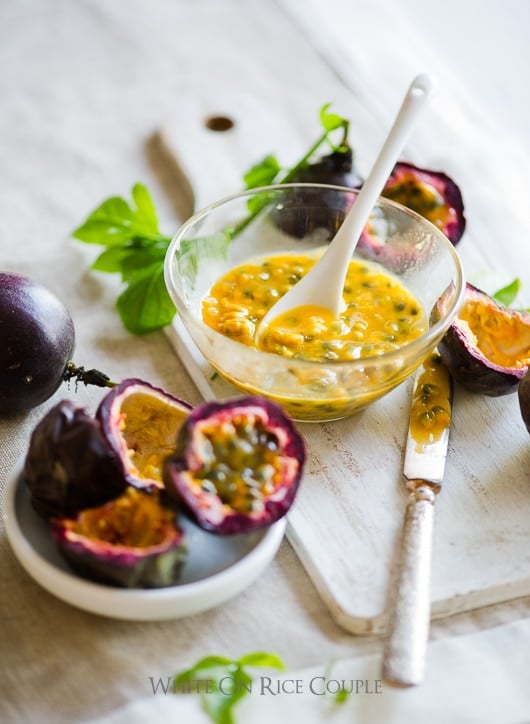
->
157, 85, 530, 635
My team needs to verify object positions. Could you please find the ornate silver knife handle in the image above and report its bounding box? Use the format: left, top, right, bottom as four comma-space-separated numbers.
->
382, 481, 437, 687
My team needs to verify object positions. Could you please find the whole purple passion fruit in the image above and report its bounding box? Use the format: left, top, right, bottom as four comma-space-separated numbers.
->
163, 397, 306, 535
518, 368, 530, 434
271, 146, 361, 238
52, 487, 187, 588
381, 162, 466, 245
24, 400, 126, 519
437, 284, 530, 396
97, 379, 192, 490
0, 273, 75, 414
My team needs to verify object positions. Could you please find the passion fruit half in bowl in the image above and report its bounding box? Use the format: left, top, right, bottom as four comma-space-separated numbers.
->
164, 184, 465, 422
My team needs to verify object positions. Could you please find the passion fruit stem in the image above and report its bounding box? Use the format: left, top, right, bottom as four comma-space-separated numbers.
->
63, 362, 117, 389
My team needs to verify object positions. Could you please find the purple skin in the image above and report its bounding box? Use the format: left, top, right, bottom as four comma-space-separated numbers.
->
96, 378, 193, 490
0, 273, 75, 414
52, 493, 187, 588
163, 396, 306, 536
519, 369, 530, 434
437, 284, 530, 396
381, 162, 467, 245
23, 400, 127, 519
271, 146, 362, 239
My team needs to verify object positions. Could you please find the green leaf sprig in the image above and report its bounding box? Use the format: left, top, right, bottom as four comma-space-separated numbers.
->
72, 104, 350, 335
173, 651, 286, 724
73, 183, 174, 335
492, 277, 521, 306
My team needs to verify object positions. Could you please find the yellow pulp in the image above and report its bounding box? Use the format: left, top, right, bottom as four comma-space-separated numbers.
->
202, 253, 427, 362
409, 352, 452, 447
119, 393, 188, 484
458, 299, 530, 369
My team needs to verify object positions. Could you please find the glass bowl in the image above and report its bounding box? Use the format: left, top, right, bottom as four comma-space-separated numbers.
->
164, 184, 465, 422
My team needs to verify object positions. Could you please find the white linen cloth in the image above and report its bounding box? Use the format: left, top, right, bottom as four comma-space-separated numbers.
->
90, 616, 530, 723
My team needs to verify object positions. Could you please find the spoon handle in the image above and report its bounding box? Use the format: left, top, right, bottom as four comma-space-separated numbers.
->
323, 74, 433, 310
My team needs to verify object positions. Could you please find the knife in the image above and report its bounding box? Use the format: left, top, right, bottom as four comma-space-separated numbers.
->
382, 353, 453, 687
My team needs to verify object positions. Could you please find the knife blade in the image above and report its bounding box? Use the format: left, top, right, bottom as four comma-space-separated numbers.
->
382, 352, 453, 687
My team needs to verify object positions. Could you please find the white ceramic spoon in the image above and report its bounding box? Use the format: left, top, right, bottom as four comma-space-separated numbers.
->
258, 73, 433, 335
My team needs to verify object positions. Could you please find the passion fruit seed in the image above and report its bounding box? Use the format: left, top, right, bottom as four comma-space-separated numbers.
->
381, 161, 466, 245
195, 417, 282, 514
164, 397, 306, 535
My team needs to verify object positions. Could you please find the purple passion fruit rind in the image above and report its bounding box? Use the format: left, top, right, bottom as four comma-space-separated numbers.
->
96, 378, 192, 491
381, 162, 466, 245
163, 396, 306, 535
271, 147, 361, 239
519, 369, 530, 434
0, 273, 75, 414
24, 400, 127, 519
437, 284, 530, 396
52, 488, 187, 588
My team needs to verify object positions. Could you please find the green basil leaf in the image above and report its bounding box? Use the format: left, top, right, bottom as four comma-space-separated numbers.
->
91, 247, 136, 273
173, 656, 234, 686
88, 195, 135, 222
319, 102, 347, 133
334, 688, 350, 704
120, 247, 167, 282
72, 219, 137, 246
243, 155, 282, 189
492, 277, 521, 306
132, 182, 159, 231
202, 668, 252, 724
116, 264, 175, 334
236, 652, 286, 670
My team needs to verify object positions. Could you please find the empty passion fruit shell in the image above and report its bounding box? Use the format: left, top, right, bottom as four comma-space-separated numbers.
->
96, 379, 192, 491
163, 397, 306, 535
52, 487, 187, 588
24, 400, 127, 519
437, 283, 530, 396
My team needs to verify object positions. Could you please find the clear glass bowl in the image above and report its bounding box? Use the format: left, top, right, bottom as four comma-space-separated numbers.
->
164, 184, 465, 422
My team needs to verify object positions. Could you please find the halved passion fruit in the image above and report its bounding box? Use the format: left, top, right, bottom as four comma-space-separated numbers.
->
163, 397, 306, 535
24, 400, 127, 519
96, 379, 192, 490
437, 284, 530, 395
381, 162, 466, 245
52, 487, 187, 588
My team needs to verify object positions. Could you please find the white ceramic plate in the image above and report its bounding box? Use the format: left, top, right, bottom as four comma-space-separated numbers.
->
3, 461, 286, 621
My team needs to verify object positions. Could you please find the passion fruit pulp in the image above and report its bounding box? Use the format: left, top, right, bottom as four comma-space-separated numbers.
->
381, 162, 466, 245
96, 379, 192, 490
164, 396, 306, 535
52, 487, 187, 588
437, 283, 530, 396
